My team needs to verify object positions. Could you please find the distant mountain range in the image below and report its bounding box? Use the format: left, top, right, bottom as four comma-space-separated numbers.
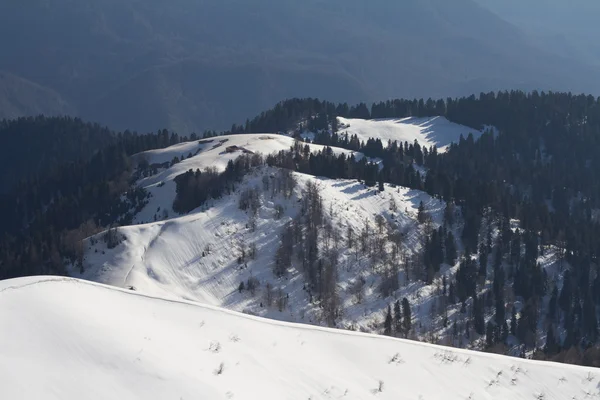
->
1, 0, 599, 133
474, 0, 600, 66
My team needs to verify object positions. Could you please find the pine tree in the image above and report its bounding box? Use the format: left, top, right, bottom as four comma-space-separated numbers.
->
478, 243, 488, 277
417, 201, 426, 224
485, 321, 495, 348
583, 290, 598, 342
501, 321, 509, 343
445, 231, 457, 265
548, 286, 558, 322
473, 296, 485, 335
448, 281, 456, 304
393, 300, 402, 336
559, 270, 573, 314
495, 294, 505, 327
384, 305, 393, 336
402, 298, 412, 337
545, 325, 558, 356
443, 202, 455, 227
493, 264, 506, 326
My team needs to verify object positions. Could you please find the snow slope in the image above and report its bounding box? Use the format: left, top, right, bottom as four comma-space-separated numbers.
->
77, 166, 445, 331
1, 277, 597, 400
337, 116, 483, 152
70, 130, 463, 336
72, 132, 473, 342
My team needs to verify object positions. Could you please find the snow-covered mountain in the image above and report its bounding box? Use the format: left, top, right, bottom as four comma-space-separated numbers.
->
1, 276, 597, 400
68, 119, 562, 357
74, 132, 448, 332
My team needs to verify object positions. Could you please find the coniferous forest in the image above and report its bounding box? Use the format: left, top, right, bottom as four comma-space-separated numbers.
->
0, 119, 186, 278
2, 91, 600, 365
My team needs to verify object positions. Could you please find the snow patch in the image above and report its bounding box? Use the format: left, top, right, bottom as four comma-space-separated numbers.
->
337, 116, 483, 152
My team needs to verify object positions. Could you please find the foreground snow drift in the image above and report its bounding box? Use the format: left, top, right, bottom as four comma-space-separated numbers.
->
0, 277, 596, 400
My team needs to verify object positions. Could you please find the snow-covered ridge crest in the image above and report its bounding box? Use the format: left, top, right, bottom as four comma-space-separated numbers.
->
1, 276, 597, 400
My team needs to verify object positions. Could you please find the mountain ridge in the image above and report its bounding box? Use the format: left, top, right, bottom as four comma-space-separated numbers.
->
1, 0, 598, 132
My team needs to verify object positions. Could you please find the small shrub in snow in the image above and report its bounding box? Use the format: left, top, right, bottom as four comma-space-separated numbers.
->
389, 353, 404, 365
208, 341, 221, 353
214, 362, 225, 375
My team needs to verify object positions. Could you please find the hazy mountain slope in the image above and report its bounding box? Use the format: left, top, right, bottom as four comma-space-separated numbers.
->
85, 60, 367, 135
1, 276, 598, 400
474, 0, 600, 65
0, 0, 597, 132
0, 71, 74, 120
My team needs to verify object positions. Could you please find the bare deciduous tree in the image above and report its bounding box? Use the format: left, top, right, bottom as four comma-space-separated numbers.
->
264, 282, 274, 307
375, 214, 385, 235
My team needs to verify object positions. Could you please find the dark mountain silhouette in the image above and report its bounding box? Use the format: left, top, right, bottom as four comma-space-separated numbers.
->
1, 0, 598, 132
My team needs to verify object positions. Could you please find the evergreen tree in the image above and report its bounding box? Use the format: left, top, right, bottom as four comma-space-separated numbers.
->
478, 243, 488, 277
583, 290, 598, 343
486, 321, 495, 348
384, 305, 393, 336
473, 296, 485, 335
445, 231, 457, 265
495, 294, 505, 327
393, 300, 402, 336
402, 298, 412, 337
510, 307, 518, 338
545, 325, 558, 356
559, 271, 573, 315
417, 201, 426, 224
500, 321, 509, 343
548, 286, 558, 322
